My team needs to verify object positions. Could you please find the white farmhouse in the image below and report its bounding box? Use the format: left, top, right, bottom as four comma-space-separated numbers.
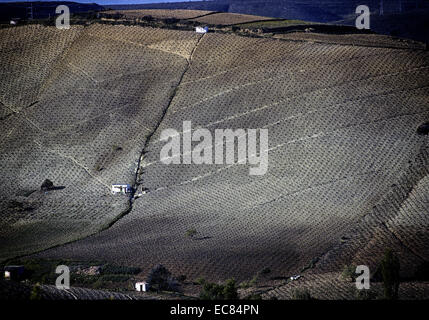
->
111, 184, 132, 195
195, 26, 208, 33
135, 281, 149, 292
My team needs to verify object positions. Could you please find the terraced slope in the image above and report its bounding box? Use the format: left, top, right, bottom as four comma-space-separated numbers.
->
19, 26, 428, 287
0, 24, 201, 261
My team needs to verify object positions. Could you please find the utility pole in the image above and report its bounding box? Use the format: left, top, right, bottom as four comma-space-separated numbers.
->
380, 0, 384, 16
27, 2, 34, 20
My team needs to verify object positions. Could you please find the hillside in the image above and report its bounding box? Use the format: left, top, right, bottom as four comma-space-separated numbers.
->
1, 17, 428, 299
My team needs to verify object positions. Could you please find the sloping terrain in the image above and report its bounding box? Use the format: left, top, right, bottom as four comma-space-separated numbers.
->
1, 21, 428, 298
0, 279, 157, 300
0, 24, 201, 261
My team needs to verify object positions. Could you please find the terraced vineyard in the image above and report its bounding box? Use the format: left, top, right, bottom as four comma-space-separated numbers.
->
1, 18, 428, 299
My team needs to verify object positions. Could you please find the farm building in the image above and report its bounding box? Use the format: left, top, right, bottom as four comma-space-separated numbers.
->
195, 26, 208, 33
135, 281, 149, 292
4, 265, 24, 281
111, 184, 132, 195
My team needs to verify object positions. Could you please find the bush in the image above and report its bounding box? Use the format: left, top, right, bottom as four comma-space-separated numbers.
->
200, 278, 238, 300
185, 228, 197, 238
291, 288, 312, 300
30, 283, 42, 300
246, 293, 262, 300
41, 179, 54, 191
341, 264, 357, 282
380, 249, 400, 300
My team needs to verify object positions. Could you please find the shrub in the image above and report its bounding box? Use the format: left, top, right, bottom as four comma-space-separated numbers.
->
185, 228, 197, 238
196, 277, 205, 285
341, 264, 357, 282
417, 122, 429, 135
380, 249, 400, 300
291, 288, 312, 300
200, 278, 238, 300
246, 293, 262, 300
30, 283, 42, 300
41, 179, 54, 191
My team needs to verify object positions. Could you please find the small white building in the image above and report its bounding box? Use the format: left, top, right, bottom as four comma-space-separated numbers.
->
111, 184, 132, 195
135, 281, 149, 292
195, 26, 208, 34
10, 20, 17, 25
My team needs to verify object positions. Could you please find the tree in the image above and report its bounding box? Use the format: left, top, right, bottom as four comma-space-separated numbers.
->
199, 278, 238, 300
40, 179, 54, 191
380, 249, 400, 300
341, 264, 357, 282
223, 279, 238, 300
30, 283, 42, 300
147, 264, 177, 292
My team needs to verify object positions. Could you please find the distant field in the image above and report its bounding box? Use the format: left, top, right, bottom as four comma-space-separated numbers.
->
105, 9, 275, 26
274, 32, 426, 50
189, 12, 273, 25
104, 9, 214, 20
